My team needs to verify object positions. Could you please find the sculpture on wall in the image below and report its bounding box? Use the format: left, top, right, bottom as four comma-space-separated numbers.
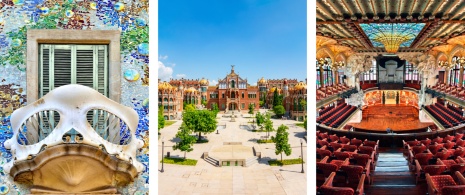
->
398, 53, 437, 107
345, 54, 375, 91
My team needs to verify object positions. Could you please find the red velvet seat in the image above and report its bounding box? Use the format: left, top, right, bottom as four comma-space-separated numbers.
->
340, 136, 350, 144
319, 172, 365, 195
426, 171, 465, 195
421, 138, 432, 147
351, 139, 363, 147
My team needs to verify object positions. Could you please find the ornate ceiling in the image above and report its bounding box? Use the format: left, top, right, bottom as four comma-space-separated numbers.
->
316, 0, 465, 53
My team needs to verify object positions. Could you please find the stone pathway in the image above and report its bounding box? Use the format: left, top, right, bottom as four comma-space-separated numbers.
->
158, 110, 307, 195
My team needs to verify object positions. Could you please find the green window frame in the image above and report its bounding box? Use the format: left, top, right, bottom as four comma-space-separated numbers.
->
39, 44, 108, 98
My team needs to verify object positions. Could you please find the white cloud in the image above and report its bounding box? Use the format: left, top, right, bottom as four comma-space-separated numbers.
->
176, 74, 187, 78
159, 55, 168, 60
209, 80, 218, 86
158, 61, 173, 81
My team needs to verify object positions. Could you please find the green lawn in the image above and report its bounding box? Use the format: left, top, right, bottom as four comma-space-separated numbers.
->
257, 139, 274, 144
161, 157, 198, 166
296, 123, 305, 128
268, 158, 305, 166
164, 120, 177, 127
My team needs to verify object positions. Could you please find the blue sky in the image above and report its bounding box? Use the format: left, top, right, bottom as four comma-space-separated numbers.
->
158, 0, 307, 86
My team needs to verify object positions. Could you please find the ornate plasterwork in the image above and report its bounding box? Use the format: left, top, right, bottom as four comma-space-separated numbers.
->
316, 35, 337, 49
447, 35, 465, 45
3, 84, 144, 174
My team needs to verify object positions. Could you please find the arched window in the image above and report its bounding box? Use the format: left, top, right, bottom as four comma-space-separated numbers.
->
242, 92, 244, 98
231, 80, 235, 88
164, 98, 168, 102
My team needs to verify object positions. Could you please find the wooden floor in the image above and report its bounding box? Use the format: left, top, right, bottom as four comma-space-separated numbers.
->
348, 105, 434, 132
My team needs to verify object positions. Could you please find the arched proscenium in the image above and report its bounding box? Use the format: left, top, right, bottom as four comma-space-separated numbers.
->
3, 84, 144, 173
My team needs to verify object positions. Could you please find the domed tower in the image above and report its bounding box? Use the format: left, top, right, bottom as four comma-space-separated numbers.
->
199, 78, 209, 107
283, 78, 289, 97
258, 77, 267, 102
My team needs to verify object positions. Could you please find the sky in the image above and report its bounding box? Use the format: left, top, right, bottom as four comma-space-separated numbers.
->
158, 0, 307, 86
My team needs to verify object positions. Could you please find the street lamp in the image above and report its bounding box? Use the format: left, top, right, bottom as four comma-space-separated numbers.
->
300, 139, 304, 173
161, 137, 165, 173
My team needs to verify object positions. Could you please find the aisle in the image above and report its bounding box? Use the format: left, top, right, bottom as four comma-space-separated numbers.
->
364, 148, 427, 195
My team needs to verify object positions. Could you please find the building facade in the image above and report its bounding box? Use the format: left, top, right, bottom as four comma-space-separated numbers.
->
159, 66, 307, 120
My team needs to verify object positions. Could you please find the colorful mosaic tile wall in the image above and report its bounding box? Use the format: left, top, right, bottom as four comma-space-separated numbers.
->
0, 0, 149, 194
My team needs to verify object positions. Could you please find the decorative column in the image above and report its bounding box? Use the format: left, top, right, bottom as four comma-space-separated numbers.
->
319, 66, 324, 87
445, 68, 450, 85
334, 71, 339, 85
459, 66, 464, 87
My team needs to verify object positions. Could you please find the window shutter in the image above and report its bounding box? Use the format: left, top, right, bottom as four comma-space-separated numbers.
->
39, 44, 108, 97
75, 45, 94, 89
52, 45, 72, 89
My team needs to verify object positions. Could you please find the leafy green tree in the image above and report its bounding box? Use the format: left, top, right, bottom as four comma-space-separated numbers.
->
259, 100, 264, 107
256, 112, 264, 127
183, 101, 187, 109
264, 114, 274, 139
183, 110, 217, 142
172, 124, 197, 159
275, 124, 292, 162
303, 118, 307, 131
272, 89, 279, 107
185, 104, 196, 111
158, 105, 165, 133
299, 98, 307, 112
201, 99, 207, 107
212, 103, 219, 115
248, 103, 255, 114
273, 105, 286, 117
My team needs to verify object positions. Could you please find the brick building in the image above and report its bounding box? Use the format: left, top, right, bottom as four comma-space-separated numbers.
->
158, 65, 306, 120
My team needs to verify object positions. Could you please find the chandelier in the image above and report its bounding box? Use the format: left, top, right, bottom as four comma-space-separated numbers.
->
376, 35, 412, 53
333, 61, 345, 68
452, 57, 465, 67
438, 61, 449, 68
317, 58, 331, 68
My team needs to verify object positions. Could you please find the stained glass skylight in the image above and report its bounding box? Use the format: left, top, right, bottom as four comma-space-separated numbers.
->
359, 23, 426, 53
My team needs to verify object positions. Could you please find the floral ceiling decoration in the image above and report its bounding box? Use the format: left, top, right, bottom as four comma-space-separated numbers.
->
359, 23, 426, 53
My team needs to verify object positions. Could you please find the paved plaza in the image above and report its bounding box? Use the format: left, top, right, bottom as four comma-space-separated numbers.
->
158, 110, 307, 195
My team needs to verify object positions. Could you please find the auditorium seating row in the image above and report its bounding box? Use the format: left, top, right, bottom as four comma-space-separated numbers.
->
430, 83, 465, 100
447, 104, 464, 116
319, 105, 335, 116
425, 105, 456, 128
435, 103, 465, 123
404, 82, 421, 90
317, 84, 353, 101
403, 133, 465, 193
316, 131, 379, 195
317, 103, 357, 128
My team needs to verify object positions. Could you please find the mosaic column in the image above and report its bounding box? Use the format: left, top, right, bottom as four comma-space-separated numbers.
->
460, 66, 464, 87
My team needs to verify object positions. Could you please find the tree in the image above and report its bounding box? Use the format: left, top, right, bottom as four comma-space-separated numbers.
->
185, 104, 196, 111
201, 99, 207, 107
158, 105, 165, 133
264, 113, 274, 139
303, 118, 307, 131
259, 100, 264, 107
248, 103, 255, 114
183, 101, 187, 109
183, 110, 217, 142
172, 123, 197, 159
272, 89, 279, 107
299, 98, 307, 112
273, 105, 285, 118
275, 124, 292, 162
212, 103, 219, 115
256, 112, 264, 126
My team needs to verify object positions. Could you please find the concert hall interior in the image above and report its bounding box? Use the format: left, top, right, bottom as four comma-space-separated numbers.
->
316, 1, 465, 194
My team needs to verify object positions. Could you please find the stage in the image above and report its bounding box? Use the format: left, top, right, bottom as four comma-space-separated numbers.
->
347, 105, 435, 133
